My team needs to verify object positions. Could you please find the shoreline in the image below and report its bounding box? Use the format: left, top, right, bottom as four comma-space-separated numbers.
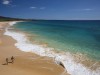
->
0, 21, 69, 75
1, 21, 100, 75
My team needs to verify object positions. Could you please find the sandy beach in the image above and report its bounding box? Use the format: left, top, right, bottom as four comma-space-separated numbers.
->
0, 22, 69, 75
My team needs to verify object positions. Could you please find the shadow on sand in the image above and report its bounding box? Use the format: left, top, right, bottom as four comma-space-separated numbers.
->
2, 63, 8, 65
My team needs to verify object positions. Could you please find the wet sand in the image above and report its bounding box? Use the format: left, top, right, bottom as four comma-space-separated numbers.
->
0, 22, 69, 75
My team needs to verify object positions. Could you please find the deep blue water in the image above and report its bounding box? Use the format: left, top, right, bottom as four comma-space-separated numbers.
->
13, 20, 100, 60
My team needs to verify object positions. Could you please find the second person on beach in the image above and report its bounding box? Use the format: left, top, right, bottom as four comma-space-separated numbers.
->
11, 56, 14, 64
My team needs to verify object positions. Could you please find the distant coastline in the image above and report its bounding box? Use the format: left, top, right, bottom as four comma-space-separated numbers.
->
0, 16, 100, 22
0, 16, 34, 21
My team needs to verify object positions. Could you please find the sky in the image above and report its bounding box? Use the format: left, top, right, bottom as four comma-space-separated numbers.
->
0, 0, 100, 20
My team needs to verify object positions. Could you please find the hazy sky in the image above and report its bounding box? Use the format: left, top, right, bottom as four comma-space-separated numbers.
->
0, 0, 100, 20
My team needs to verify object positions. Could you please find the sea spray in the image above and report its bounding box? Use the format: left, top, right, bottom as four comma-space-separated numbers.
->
4, 22, 100, 75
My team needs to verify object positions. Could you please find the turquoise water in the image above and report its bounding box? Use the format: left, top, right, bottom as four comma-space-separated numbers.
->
13, 20, 100, 60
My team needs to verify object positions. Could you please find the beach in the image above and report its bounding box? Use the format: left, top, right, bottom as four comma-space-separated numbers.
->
0, 22, 69, 75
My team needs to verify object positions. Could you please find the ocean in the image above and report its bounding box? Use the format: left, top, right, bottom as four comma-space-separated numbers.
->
4, 20, 100, 75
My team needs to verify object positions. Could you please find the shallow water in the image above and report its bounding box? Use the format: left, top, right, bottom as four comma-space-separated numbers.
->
5, 21, 100, 75
13, 20, 100, 60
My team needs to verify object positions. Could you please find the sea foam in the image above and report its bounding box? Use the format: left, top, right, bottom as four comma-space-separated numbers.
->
9, 21, 17, 26
4, 22, 100, 75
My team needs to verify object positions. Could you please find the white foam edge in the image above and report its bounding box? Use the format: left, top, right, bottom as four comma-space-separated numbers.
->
4, 22, 100, 75
9, 21, 17, 26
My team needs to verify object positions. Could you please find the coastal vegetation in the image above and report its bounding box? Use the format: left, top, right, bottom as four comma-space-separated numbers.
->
0, 16, 33, 21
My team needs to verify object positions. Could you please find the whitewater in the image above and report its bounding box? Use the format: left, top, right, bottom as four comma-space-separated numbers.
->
4, 21, 100, 75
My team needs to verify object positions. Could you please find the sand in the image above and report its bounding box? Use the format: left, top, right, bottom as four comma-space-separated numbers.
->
0, 22, 69, 75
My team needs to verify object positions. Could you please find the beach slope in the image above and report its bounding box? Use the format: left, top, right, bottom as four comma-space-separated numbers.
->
0, 22, 69, 75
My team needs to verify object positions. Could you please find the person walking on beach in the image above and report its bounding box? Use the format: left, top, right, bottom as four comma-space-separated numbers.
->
6, 58, 8, 65
11, 56, 14, 64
